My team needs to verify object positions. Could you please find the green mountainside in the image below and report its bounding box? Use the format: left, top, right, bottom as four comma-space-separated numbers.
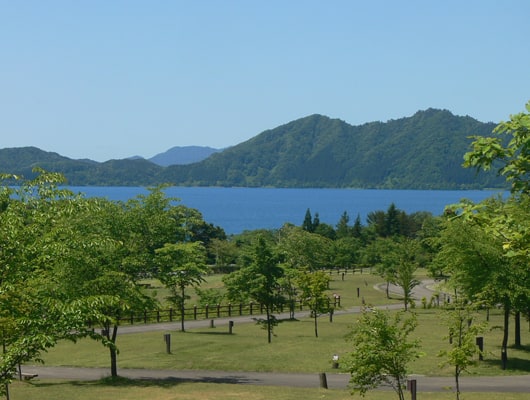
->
0, 109, 505, 189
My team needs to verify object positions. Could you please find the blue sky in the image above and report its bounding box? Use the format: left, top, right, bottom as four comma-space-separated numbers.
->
2, 1, 529, 162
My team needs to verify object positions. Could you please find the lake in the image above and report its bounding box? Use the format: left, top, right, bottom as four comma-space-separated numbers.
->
70, 187, 504, 235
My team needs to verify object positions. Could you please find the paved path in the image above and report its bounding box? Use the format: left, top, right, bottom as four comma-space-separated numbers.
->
21, 366, 530, 393
21, 280, 530, 393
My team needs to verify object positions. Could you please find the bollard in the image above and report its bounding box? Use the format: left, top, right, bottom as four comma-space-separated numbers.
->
476, 336, 484, 360
319, 372, 328, 389
329, 309, 334, 323
229, 320, 234, 334
210, 319, 215, 328
163, 333, 171, 354
407, 379, 417, 400
357, 287, 360, 298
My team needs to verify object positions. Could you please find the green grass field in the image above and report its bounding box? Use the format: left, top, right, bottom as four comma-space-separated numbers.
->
11, 271, 530, 399
9, 380, 530, 400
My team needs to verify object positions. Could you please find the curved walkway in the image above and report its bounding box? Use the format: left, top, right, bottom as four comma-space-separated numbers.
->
22, 280, 530, 393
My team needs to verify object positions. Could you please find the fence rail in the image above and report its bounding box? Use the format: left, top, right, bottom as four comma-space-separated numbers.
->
117, 296, 341, 326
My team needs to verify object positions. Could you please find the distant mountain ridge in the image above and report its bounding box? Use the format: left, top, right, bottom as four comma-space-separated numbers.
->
0, 109, 506, 189
148, 146, 221, 166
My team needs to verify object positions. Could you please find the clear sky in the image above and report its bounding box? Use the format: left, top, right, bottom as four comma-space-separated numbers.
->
2, 1, 529, 162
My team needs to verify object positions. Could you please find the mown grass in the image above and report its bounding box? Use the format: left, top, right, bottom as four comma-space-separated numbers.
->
19, 271, 530, 399
41, 306, 530, 376
9, 379, 530, 400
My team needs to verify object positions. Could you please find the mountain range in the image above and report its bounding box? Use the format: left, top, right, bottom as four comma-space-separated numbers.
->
0, 109, 505, 189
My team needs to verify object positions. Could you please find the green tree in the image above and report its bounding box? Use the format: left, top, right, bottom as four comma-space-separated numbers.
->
296, 270, 332, 337
208, 238, 237, 271
345, 308, 421, 400
223, 236, 284, 343
302, 208, 314, 232
391, 238, 421, 311
278, 225, 332, 271
0, 171, 113, 392
155, 242, 208, 332
464, 100, 530, 194
368, 237, 398, 298
438, 302, 487, 400
432, 212, 514, 366
336, 211, 351, 238
332, 237, 361, 269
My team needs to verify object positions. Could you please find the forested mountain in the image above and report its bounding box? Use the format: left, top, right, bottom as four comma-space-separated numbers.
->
160, 109, 503, 189
0, 109, 506, 189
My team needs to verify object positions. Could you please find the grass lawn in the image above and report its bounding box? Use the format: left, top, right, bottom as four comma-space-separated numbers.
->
8, 379, 530, 400
20, 270, 530, 399
41, 307, 530, 376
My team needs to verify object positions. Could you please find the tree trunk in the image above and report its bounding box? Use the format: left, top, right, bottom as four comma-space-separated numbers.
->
455, 366, 461, 400
180, 286, 186, 332
314, 313, 318, 338
514, 311, 521, 348
501, 305, 510, 370
266, 308, 272, 343
110, 324, 119, 377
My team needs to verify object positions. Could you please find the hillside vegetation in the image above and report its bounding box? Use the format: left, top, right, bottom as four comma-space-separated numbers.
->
0, 109, 505, 189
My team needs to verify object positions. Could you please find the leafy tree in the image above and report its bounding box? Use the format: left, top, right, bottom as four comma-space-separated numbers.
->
278, 225, 332, 271
296, 270, 332, 337
155, 242, 208, 332
0, 171, 114, 391
391, 238, 421, 311
223, 236, 284, 343
464, 100, 530, 194
432, 212, 515, 366
438, 302, 487, 400
314, 222, 336, 240
332, 237, 361, 269
364, 237, 397, 298
345, 308, 421, 400
208, 238, 238, 271
351, 213, 364, 241
336, 211, 351, 238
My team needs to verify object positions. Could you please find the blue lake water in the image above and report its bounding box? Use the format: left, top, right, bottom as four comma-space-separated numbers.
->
70, 187, 504, 235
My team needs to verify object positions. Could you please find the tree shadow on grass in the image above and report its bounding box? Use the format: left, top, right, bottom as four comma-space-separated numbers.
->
26, 374, 261, 389
482, 356, 530, 373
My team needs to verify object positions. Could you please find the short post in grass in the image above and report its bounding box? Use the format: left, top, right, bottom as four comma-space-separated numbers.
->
476, 336, 484, 360
210, 319, 215, 328
357, 287, 360, 298
229, 320, 234, 334
407, 379, 417, 400
164, 334, 171, 354
319, 373, 328, 389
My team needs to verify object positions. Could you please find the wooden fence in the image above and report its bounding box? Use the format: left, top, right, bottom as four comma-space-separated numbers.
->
117, 296, 341, 326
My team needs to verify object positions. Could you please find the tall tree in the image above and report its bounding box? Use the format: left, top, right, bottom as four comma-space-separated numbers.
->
296, 270, 332, 337
0, 171, 110, 393
223, 236, 284, 343
155, 242, 208, 332
391, 238, 421, 311
336, 211, 351, 239
302, 208, 314, 232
